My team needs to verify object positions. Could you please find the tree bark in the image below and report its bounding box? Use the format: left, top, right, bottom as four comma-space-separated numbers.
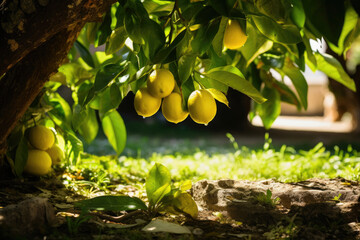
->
0, 0, 116, 154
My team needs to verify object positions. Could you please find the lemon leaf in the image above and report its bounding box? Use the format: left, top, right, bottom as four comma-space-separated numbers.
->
207, 88, 229, 108
173, 192, 198, 218
102, 110, 127, 155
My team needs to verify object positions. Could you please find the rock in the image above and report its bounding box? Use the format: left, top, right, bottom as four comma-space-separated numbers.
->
0, 197, 60, 238
192, 178, 360, 225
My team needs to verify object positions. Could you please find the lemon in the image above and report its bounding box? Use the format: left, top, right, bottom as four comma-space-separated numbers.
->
28, 125, 55, 150
24, 150, 52, 176
223, 20, 247, 50
147, 69, 175, 98
162, 92, 189, 124
134, 87, 162, 117
187, 89, 217, 125
46, 145, 64, 165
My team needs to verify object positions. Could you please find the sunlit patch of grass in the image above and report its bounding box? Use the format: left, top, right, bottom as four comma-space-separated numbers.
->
64, 133, 360, 195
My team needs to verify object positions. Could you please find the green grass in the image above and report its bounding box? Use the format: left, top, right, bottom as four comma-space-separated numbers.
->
64, 132, 360, 196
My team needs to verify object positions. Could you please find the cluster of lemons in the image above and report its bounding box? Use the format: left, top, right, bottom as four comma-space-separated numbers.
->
24, 125, 64, 176
134, 19, 247, 125
134, 69, 217, 125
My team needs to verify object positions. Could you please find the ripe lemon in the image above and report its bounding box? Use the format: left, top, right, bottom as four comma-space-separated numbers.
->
187, 89, 217, 125
223, 20, 247, 50
24, 150, 52, 176
46, 145, 64, 165
162, 92, 189, 124
147, 69, 175, 98
28, 125, 55, 150
134, 87, 162, 117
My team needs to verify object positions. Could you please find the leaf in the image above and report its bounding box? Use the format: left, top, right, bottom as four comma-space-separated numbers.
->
252, 15, 302, 44
180, 180, 192, 191
328, 1, 359, 54
277, 59, 308, 109
207, 88, 229, 108
124, 9, 144, 44
240, 24, 273, 67
191, 18, 221, 55
212, 17, 228, 56
208, 0, 237, 17
151, 183, 171, 206
78, 108, 99, 144
141, 18, 166, 61
102, 110, 127, 155
142, 219, 191, 234
153, 30, 186, 63
105, 27, 127, 55
289, 0, 305, 28
273, 80, 301, 110
48, 93, 72, 125
256, 87, 281, 129
256, 0, 287, 22
74, 41, 95, 68
205, 66, 266, 104
75, 195, 147, 211
178, 54, 197, 84
94, 11, 113, 47
66, 130, 83, 166
173, 192, 198, 218
146, 163, 172, 206
110, 84, 123, 107
72, 104, 87, 131
94, 64, 124, 92
14, 136, 28, 177
315, 52, 356, 91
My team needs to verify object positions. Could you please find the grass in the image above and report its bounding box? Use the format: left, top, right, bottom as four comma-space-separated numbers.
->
64, 131, 360, 197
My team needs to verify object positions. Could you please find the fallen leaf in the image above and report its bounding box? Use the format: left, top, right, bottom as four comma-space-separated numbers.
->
142, 219, 191, 234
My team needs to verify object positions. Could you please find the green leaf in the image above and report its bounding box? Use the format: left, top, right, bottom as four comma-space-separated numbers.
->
141, 18, 166, 61
102, 110, 127, 155
302, 0, 345, 47
72, 104, 87, 131
212, 17, 228, 56
256, 0, 287, 22
152, 183, 171, 206
75, 195, 147, 211
240, 24, 273, 67
94, 64, 124, 92
207, 88, 229, 108
178, 54, 197, 84
277, 59, 308, 109
273, 80, 301, 110
153, 30, 186, 63
315, 52, 356, 91
146, 163, 172, 206
256, 87, 281, 129
289, 0, 305, 28
261, 51, 285, 69
110, 84, 123, 107
66, 130, 83, 165
94, 11, 113, 47
328, 1, 359, 54
252, 15, 302, 44
78, 108, 99, 144
105, 27, 127, 55
208, 0, 237, 17
205, 66, 266, 104
14, 136, 28, 177
86, 22, 101, 44
124, 9, 144, 44
192, 18, 221, 55
48, 93, 72, 125
74, 41, 95, 68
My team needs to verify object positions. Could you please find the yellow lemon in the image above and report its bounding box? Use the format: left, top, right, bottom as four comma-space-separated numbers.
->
24, 150, 52, 176
223, 20, 247, 50
28, 125, 55, 150
46, 145, 64, 165
162, 92, 189, 124
134, 87, 162, 117
187, 89, 217, 125
147, 69, 175, 98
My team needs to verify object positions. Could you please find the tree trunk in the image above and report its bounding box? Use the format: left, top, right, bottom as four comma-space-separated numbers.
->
0, 0, 116, 155
326, 48, 360, 132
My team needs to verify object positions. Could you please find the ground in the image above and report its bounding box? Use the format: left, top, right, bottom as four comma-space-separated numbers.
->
1, 123, 360, 239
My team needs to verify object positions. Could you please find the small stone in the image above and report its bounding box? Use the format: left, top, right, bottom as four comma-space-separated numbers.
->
193, 228, 204, 235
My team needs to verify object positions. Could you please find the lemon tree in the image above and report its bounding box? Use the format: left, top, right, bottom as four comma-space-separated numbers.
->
3, 0, 359, 175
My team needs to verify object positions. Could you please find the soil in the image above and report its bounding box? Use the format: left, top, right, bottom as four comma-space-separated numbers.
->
1, 175, 360, 240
